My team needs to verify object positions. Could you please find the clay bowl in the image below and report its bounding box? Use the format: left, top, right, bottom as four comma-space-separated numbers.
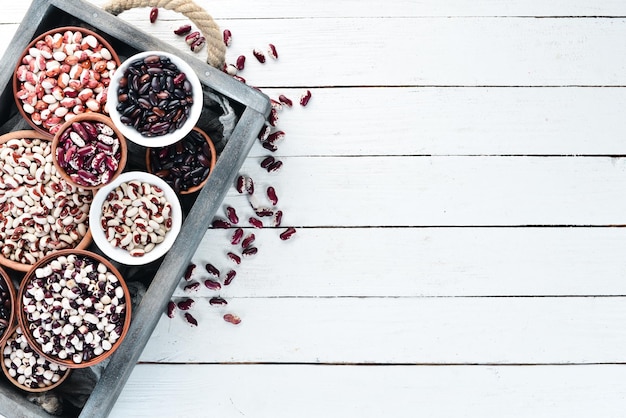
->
13, 26, 121, 137
0, 130, 92, 272
1, 326, 71, 392
51, 113, 128, 190
145, 127, 216, 194
0, 266, 16, 349
17, 249, 131, 368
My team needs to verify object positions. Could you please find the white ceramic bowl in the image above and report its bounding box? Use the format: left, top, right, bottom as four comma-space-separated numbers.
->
107, 51, 203, 147
89, 171, 183, 265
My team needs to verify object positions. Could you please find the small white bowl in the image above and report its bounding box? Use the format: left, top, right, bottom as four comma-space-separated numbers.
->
108, 51, 203, 148
89, 171, 183, 265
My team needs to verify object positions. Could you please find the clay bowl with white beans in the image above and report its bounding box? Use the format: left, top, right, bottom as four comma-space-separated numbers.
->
17, 249, 131, 368
89, 171, 183, 265
13, 26, 121, 137
0, 130, 93, 272
1, 326, 70, 392
107, 51, 203, 147
51, 113, 128, 190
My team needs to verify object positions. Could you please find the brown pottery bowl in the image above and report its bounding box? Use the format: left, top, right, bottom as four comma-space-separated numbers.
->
0, 130, 92, 272
13, 26, 121, 137
17, 249, 131, 368
145, 127, 217, 194
0, 266, 15, 349
51, 113, 128, 190
1, 326, 71, 392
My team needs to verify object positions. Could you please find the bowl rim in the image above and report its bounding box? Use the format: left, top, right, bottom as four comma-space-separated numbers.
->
0, 325, 71, 392
89, 171, 183, 265
145, 126, 217, 195
107, 50, 204, 148
51, 113, 128, 190
12, 26, 121, 138
0, 266, 16, 350
16, 249, 132, 369
0, 130, 93, 272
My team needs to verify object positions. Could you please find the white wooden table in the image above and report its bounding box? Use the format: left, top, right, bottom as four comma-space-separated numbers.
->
4, 1, 626, 416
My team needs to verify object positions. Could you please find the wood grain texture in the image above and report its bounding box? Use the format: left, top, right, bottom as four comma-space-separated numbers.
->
219, 156, 626, 227
110, 364, 626, 418
172, 227, 626, 297
251, 87, 626, 157
4, 15, 626, 86
139, 296, 626, 364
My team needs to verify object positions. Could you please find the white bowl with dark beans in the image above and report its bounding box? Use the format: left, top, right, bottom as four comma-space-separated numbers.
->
89, 171, 182, 265
17, 250, 131, 368
108, 51, 203, 147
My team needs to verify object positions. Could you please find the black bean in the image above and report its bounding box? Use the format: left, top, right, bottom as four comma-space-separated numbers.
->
117, 55, 194, 137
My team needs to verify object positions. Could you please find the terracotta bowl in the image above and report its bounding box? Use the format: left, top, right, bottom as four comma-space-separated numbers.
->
13, 26, 121, 138
145, 127, 217, 194
1, 326, 71, 392
51, 113, 128, 190
17, 249, 132, 369
0, 130, 92, 272
0, 266, 16, 349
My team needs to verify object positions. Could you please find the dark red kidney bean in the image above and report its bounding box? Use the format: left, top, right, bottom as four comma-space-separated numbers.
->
210, 296, 228, 306
184, 263, 196, 280
204, 279, 221, 291
205, 263, 220, 278
223, 314, 241, 325
224, 270, 236, 286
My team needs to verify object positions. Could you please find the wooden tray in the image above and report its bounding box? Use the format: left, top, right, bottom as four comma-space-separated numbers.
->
0, 0, 270, 416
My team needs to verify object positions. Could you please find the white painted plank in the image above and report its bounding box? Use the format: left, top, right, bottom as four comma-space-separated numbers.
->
110, 364, 626, 418
4, 11, 626, 86
175, 227, 626, 297
11, 1, 626, 23
139, 297, 626, 363
89, 0, 626, 19
252, 87, 626, 157
221, 156, 626, 227
106, 17, 626, 87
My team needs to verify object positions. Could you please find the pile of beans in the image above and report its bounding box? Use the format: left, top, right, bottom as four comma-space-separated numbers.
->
3, 327, 69, 389
148, 129, 212, 192
15, 29, 118, 135
115, 55, 194, 137
0, 137, 92, 266
0, 277, 11, 339
100, 180, 173, 257
22, 253, 127, 365
55, 120, 122, 187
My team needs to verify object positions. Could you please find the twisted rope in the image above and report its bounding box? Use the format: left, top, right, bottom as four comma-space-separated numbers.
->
103, 0, 226, 68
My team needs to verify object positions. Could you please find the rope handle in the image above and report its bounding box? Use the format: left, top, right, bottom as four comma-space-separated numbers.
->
103, 0, 226, 69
